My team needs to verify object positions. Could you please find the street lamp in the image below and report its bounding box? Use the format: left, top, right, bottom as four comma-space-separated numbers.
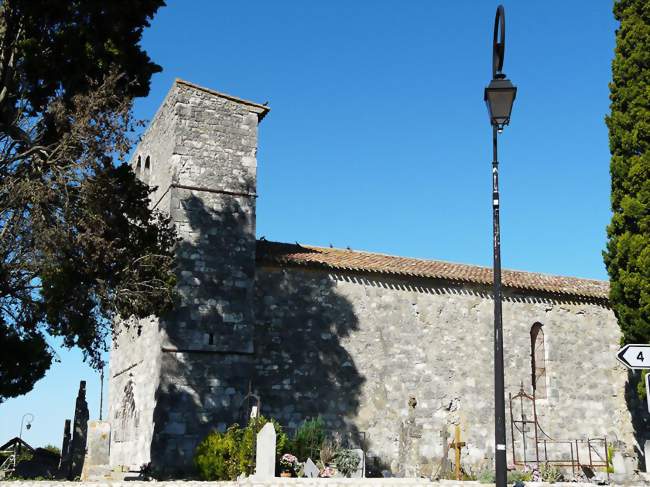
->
13, 413, 34, 470
484, 5, 516, 487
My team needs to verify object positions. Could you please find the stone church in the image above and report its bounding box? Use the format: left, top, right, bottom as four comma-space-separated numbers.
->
108, 79, 637, 476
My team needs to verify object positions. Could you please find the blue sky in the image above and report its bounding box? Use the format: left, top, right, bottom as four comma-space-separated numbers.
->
0, 1, 618, 448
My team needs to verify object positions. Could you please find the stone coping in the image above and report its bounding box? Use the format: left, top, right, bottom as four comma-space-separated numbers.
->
0, 480, 645, 487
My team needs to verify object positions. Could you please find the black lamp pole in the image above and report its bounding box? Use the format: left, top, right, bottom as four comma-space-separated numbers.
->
484, 6, 517, 487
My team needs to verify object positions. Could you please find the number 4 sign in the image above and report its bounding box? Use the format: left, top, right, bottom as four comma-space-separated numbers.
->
616, 344, 650, 370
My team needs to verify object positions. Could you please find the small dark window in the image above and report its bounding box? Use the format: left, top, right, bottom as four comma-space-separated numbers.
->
208, 333, 214, 345
531, 323, 547, 399
135, 155, 142, 175
145, 155, 151, 171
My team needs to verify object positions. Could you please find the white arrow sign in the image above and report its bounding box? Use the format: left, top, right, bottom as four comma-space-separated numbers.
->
616, 344, 650, 369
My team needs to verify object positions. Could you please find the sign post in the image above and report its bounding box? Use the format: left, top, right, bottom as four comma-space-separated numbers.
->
616, 344, 650, 369
617, 344, 650, 413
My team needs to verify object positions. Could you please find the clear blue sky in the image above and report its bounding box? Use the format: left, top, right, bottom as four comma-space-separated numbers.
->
0, 0, 618, 448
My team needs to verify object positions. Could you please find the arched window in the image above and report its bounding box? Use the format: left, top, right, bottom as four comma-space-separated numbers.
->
145, 155, 151, 172
135, 155, 142, 176
530, 323, 547, 399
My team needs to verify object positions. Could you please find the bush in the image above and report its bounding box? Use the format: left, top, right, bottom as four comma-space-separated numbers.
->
508, 469, 532, 483
477, 469, 495, 484
335, 449, 360, 477
540, 462, 562, 483
290, 417, 326, 461
194, 423, 242, 480
194, 416, 289, 480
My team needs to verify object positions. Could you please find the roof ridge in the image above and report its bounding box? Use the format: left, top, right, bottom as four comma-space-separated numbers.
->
257, 239, 609, 285
174, 78, 270, 117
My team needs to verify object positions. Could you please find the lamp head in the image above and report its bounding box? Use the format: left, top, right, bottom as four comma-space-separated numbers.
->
484, 75, 517, 132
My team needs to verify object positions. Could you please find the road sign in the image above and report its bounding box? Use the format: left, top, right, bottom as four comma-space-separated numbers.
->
616, 344, 650, 369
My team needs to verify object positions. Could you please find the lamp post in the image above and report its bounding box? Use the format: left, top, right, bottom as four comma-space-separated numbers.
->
484, 6, 516, 487
13, 413, 34, 470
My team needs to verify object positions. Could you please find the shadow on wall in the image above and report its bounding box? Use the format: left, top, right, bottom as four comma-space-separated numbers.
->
147, 192, 367, 476
625, 371, 649, 471
149, 192, 256, 476
252, 245, 366, 445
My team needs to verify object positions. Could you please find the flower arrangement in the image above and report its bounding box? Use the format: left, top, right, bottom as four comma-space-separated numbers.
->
280, 453, 298, 475
320, 466, 335, 478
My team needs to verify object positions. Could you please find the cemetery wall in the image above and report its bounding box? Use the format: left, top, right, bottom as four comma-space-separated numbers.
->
0, 480, 635, 487
253, 267, 636, 476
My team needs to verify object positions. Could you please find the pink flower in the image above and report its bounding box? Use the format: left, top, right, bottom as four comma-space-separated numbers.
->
320, 466, 335, 478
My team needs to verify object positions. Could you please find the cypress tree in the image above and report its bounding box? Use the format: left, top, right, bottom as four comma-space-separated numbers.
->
604, 0, 650, 344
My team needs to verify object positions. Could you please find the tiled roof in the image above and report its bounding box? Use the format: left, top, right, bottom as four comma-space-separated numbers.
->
256, 240, 610, 301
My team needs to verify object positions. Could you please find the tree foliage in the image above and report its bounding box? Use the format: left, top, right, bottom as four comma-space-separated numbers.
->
0, 0, 173, 402
604, 0, 650, 344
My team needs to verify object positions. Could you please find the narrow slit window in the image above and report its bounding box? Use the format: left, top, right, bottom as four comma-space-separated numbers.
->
145, 155, 151, 172
530, 323, 547, 399
135, 155, 142, 176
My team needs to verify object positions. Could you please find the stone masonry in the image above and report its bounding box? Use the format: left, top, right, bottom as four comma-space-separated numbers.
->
108, 80, 638, 477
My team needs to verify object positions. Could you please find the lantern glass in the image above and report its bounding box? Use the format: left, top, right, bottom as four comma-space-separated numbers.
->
484, 77, 517, 129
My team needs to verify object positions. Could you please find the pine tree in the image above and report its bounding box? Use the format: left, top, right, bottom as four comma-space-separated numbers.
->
604, 0, 650, 344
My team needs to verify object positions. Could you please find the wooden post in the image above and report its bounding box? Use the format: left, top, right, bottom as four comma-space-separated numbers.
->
449, 425, 466, 480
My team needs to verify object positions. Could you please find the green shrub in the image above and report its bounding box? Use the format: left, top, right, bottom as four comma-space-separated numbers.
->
194, 416, 289, 480
477, 469, 495, 484
194, 423, 242, 480
290, 417, 326, 461
540, 462, 562, 483
507, 469, 532, 483
607, 445, 615, 473
335, 449, 360, 477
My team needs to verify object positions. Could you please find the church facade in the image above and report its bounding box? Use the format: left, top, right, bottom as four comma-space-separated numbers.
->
108, 79, 637, 476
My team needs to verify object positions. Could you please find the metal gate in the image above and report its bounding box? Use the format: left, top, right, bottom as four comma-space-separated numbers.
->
509, 384, 609, 479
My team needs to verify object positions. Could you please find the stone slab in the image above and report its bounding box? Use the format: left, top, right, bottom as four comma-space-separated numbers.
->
254, 422, 276, 479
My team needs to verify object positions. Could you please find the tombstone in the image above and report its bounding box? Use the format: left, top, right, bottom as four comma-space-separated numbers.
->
80, 420, 111, 480
304, 458, 319, 478
58, 419, 72, 478
350, 448, 365, 478
612, 451, 627, 475
645, 440, 650, 472
69, 380, 89, 479
254, 422, 276, 479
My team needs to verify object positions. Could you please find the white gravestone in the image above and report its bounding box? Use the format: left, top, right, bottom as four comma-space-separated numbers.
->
255, 422, 276, 479
350, 448, 365, 478
304, 458, 320, 478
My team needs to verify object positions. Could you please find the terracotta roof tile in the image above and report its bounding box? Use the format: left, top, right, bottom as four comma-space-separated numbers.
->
256, 240, 609, 301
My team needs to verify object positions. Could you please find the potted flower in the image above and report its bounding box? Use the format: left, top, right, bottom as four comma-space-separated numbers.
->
319, 466, 335, 478
279, 453, 298, 477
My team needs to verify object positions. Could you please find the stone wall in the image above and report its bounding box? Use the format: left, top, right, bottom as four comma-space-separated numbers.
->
252, 267, 635, 476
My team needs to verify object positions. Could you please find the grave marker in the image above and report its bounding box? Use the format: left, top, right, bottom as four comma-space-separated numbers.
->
304, 458, 319, 478
254, 422, 276, 479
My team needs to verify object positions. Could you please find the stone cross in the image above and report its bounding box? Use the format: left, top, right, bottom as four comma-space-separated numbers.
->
254, 422, 276, 479
449, 425, 466, 480
304, 458, 319, 478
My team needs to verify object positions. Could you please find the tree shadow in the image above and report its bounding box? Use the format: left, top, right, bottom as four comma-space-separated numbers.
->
624, 370, 648, 471
253, 241, 364, 442
148, 193, 364, 477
